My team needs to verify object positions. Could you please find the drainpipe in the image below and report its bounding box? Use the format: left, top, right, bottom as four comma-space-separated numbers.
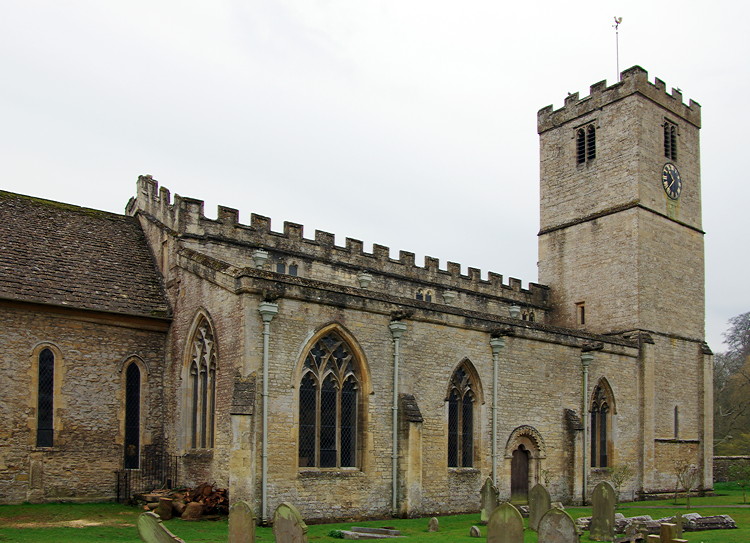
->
258, 301, 278, 523
389, 320, 407, 514
580, 350, 594, 505
489, 335, 506, 485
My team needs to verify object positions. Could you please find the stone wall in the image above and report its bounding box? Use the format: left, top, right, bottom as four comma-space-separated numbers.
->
714, 456, 750, 482
0, 302, 168, 503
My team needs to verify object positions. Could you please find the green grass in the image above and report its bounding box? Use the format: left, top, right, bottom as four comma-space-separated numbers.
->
0, 483, 747, 542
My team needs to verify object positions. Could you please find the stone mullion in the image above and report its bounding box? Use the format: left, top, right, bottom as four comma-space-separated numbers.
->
314, 378, 321, 467
335, 379, 342, 468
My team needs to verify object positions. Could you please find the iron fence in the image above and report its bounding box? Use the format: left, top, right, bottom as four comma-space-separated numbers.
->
115, 452, 183, 503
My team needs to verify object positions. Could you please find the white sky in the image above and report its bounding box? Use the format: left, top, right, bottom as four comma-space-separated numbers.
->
1, 1, 747, 351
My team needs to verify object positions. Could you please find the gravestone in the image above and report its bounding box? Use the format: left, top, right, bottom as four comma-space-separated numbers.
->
480, 477, 499, 524
589, 481, 616, 542
529, 483, 552, 531
272, 502, 308, 543
137, 511, 186, 543
469, 525, 481, 537
659, 523, 677, 542
428, 517, 439, 532
229, 500, 256, 543
537, 507, 578, 543
487, 502, 524, 543
669, 515, 683, 538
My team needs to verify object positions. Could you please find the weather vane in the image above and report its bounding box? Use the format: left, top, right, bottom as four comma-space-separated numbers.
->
613, 17, 623, 81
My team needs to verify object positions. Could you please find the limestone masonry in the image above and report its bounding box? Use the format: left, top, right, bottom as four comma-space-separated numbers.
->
0, 66, 712, 521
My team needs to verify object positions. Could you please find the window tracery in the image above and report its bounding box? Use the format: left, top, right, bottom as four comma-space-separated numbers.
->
447, 364, 476, 467
188, 317, 217, 449
298, 332, 360, 468
590, 380, 615, 467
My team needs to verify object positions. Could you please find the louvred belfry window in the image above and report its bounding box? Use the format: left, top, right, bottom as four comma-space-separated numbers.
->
447, 364, 476, 467
188, 317, 217, 449
576, 123, 596, 164
298, 332, 359, 468
664, 120, 678, 160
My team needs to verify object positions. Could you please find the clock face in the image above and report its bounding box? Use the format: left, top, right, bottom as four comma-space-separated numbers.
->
662, 163, 682, 200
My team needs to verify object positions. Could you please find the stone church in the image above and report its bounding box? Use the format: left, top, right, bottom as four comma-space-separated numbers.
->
0, 66, 712, 521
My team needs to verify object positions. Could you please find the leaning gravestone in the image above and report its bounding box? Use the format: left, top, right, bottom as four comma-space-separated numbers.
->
529, 483, 552, 531
487, 502, 524, 543
272, 502, 308, 543
537, 507, 579, 543
229, 500, 256, 543
469, 525, 481, 537
589, 481, 616, 542
428, 517, 439, 532
137, 511, 186, 543
480, 477, 500, 524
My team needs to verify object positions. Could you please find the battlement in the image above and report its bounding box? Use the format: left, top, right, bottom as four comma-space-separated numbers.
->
128, 176, 549, 307
537, 65, 701, 134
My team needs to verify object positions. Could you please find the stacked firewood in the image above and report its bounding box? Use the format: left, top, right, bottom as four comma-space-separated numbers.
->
137, 483, 229, 520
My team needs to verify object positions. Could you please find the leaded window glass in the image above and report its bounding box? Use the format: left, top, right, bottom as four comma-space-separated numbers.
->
36, 348, 54, 447
447, 364, 475, 467
298, 332, 359, 468
189, 317, 217, 448
124, 363, 141, 469
590, 383, 613, 467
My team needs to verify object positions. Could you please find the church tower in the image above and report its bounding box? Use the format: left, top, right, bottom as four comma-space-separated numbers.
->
537, 66, 704, 340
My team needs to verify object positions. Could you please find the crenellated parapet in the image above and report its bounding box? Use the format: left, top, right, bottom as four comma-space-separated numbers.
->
128, 176, 549, 313
537, 65, 701, 134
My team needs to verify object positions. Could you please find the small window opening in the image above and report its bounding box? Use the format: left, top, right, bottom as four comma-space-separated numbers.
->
416, 289, 424, 301
576, 302, 586, 325
528, 311, 535, 322
674, 406, 679, 439
425, 290, 433, 303
289, 263, 298, 276
276, 262, 286, 274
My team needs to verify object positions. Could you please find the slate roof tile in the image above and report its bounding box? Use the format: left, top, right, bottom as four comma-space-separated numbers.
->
0, 191, 170, 318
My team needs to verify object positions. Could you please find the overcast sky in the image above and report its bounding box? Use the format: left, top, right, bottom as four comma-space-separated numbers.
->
1, 1, 747, 351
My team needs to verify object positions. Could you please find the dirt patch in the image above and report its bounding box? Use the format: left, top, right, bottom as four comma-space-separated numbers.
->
6, 519, 110, 529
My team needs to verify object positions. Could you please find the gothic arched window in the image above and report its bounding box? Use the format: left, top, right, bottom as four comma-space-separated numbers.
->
36, 348, 55, 447
447, 363, 477, 467
124, 362, 141, 468
298, 332, 360, 468
590, 380, 615, 467
188, 317, 217, 449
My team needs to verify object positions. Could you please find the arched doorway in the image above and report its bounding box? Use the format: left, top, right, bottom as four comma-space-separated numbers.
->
511, 444, 530, 502
504, 425, 546, 505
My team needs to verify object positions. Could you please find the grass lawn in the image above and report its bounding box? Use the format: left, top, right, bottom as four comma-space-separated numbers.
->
0, 482, 746, 542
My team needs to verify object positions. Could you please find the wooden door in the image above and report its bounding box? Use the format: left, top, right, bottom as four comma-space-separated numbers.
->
510, 444, 530, 503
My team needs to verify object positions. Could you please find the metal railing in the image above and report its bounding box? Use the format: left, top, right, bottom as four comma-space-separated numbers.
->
115, 453, 183, 503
